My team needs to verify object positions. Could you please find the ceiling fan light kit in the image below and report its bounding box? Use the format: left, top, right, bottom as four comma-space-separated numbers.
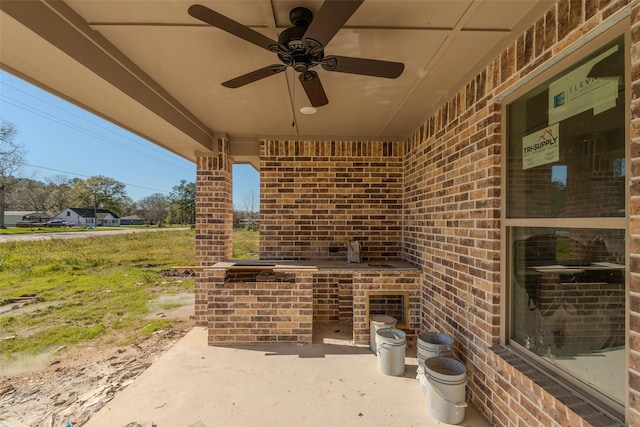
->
188, 0, 404, 108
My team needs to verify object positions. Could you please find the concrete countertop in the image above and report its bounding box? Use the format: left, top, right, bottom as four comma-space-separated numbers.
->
206, 259, 420, 272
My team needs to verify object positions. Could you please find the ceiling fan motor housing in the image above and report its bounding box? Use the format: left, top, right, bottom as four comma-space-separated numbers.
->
277, 13, 323, 73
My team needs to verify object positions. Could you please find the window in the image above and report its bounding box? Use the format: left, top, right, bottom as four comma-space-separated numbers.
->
505, 35, 626, 413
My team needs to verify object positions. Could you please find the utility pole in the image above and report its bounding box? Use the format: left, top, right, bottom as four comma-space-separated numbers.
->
0, 182, 5, 229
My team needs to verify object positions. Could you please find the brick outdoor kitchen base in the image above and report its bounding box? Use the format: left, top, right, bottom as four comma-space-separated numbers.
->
202, 261, 421, 346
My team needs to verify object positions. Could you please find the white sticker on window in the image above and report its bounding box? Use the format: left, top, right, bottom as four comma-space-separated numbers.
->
522, 123, 560, 170
548, 45, 619, 124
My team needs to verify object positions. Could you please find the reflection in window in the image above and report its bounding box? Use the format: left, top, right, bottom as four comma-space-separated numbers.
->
506, 37, 625, 219
551, 165, 566, 217
511, 227, 625, 404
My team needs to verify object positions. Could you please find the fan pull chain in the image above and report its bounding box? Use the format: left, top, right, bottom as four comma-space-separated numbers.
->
291, 78, 296, 127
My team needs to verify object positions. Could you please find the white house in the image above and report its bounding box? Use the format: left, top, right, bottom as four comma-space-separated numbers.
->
55, 208, 120, 227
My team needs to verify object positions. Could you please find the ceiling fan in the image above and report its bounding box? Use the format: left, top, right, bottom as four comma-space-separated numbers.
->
188, 1, 404, 107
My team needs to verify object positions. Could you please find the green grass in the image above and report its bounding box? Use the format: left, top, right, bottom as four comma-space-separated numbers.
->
232, 229, 259, 259
0, 225, 183, 234
0, 227, 89, 234
0, 228, 260, 359
0, 230, 196, 358
0, 228, 260, 358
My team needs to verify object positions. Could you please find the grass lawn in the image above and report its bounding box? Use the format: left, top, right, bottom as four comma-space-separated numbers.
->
0, 225, 180, 235
0, 227, 96, 234
0, 228, 259, 359
233, 228, 260, 259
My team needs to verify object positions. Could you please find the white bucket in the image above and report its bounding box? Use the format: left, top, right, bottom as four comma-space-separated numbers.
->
375, 327, 406, 376
425, 356, 467, 425
370, 315, 396, 354
417, 331, 453, 367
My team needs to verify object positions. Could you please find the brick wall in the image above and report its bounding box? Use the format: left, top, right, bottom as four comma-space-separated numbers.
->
194, 137, 233, 326
205, 268, 313, 344
368, 294, 406, 325
260, 140, 403, 261
312, 273, 353, 322
404, 0, 638, 425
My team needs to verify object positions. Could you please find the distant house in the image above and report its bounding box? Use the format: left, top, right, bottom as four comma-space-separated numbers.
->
120, 215, 145, 226
3, 211, 52, 227
55, 208, 120, 227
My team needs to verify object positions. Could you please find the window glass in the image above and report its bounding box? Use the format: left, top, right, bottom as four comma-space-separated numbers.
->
510, 227, 625, 404
506, 37, 625, 219
506, 35, 626, 410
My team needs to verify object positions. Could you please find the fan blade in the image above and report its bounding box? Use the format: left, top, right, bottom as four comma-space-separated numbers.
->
299, 71, 328, 107
321, 56, 404, 79
302, 0, 363, 49
188, 4, 281, 52
222, 65, 286, 88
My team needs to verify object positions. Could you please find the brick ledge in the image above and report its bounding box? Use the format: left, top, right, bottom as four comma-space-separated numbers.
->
489, 345, 623, 426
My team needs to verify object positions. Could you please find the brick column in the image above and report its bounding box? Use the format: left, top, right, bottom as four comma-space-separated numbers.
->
194, 136, 233, 325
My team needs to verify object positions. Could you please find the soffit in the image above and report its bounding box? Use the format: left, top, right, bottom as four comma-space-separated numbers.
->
0, 0, 557, 167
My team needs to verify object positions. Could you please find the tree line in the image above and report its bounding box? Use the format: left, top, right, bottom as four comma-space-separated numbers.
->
1, 119, 195, 228
5, 176, 196, 226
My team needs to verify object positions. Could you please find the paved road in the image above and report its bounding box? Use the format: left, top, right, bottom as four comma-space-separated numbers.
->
0, 227, 190, 243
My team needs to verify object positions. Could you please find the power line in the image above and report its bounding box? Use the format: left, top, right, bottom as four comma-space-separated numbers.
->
3, 96, 193, 173
0, 82, 194, 173
23, 162, 174, 195
1, 80, 182, 158
0, 76, 199, 197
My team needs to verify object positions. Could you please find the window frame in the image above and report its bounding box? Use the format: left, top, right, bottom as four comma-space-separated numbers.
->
499, 22, 630, 419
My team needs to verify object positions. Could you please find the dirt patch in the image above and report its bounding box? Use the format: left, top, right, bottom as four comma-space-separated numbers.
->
146, 292, 194, 320
0, 316, 194, 426
160, 268, 196, 279
0, 294, 41, 317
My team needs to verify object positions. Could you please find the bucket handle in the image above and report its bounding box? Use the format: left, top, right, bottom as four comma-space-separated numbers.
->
436, 346, 452, 355
377, 342, 405, 350
426, 375, 468, 408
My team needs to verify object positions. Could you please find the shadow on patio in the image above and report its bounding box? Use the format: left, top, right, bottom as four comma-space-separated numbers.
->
86, 327, 491, 427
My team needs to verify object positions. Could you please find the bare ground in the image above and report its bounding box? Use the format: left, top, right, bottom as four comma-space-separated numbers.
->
0, 273, 195, 427
1, 319, 193, 427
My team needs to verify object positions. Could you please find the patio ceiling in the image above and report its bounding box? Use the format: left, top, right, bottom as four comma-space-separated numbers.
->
0, 0, 556, 168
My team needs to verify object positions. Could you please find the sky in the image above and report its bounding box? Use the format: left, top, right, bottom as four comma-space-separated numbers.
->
0, 70, 259, 206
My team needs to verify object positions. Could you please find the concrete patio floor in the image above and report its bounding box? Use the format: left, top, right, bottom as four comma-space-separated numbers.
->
86, 327, 491, 427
